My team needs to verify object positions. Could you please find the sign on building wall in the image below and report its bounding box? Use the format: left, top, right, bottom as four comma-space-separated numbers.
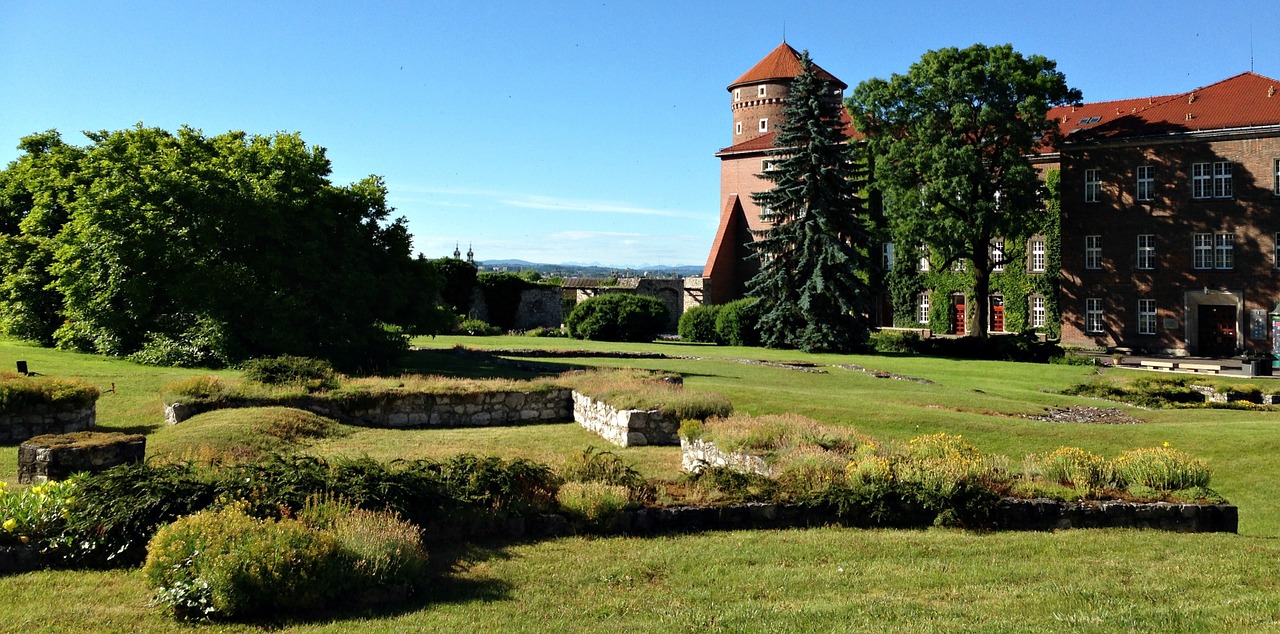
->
1251, 309, 1268, 340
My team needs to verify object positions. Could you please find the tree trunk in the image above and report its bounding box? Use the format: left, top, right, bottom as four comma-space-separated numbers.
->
971, 243, 992, 338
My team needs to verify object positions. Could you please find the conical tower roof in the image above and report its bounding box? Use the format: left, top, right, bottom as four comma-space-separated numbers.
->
728, 42, 846, 90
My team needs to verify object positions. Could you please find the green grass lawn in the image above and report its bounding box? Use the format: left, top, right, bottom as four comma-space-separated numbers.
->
4, 334, 1280, 631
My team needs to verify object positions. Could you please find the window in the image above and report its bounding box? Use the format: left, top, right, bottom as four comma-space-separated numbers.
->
1214, 162, 1233, 198
1084, 169, 1101, 202
1030, 239, 1046, 273
1030, 296, 1045, 328
761, 159, 778, 172
758, 119, 768, 133
1274, 158, 1280, 196
1193, 162, 1234, 199
735, 121, 742, 135
917, 244, 930, 272
917, 293, 930, 324
1136, 165, 1153, 201
952, 259, 967, 272
1136, 234, 1155, 270
758, 85, 767, 98
882, 243, 894, 269
1275, 233, 1280, 269
1138, 299, 1156, 335
733, 88, 741, 102
1085, 298, 1104, 334
1214, 233, 1234, 269
991, 239, 1005, 272
1193, 233, 1213, 269
1085, 235, 1101, 270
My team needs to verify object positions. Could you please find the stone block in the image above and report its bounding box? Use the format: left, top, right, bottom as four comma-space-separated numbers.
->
18, 431, 145, 484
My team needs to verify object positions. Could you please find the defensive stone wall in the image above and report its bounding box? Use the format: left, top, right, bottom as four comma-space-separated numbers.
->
0, 405, 96, 444
572, 391, 681, 447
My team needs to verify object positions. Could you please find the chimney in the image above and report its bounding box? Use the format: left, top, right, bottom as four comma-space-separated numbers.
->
1270, 86, 1276, 98
1188, 92, 1197, 104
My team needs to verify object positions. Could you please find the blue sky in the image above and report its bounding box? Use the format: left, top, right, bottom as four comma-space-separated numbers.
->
2, 1, 1277, 266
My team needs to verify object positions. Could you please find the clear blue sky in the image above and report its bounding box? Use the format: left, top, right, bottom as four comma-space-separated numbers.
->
3, 1, 1277, 267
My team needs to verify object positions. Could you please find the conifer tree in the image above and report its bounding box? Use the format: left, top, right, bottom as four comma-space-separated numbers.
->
747, 51, 873, 353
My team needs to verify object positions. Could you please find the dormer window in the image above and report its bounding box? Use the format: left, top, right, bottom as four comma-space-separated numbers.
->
759, 119, 768, 133
758, 85, 767, 98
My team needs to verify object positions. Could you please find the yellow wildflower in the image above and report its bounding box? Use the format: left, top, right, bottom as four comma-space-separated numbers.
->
2, 518, 16, 532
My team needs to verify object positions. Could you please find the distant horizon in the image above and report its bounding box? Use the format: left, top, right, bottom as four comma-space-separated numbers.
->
4, 1, 1276, 266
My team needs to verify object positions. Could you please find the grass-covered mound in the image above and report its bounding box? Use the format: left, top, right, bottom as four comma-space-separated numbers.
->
682, 414, 1225, 528
151, 407, 348, 464
1063, 373, 1275, 408
0, 372, 99, 412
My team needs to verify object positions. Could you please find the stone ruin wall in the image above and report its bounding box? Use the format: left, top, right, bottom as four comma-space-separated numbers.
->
572, 391, 681, 447
0, 405, 96, 444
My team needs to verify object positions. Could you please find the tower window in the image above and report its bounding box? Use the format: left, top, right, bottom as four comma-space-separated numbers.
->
733, 88, 741, 102
758, 85, 767, 97
758, 119, 768, 133
735, 121, 743, 135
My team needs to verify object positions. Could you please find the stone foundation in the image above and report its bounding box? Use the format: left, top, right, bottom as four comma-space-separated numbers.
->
572, 391, 681, 447
681, 437, 773, 475
165, 389, 573, 428
18, 432, 146, 484
0, 404, 96, 444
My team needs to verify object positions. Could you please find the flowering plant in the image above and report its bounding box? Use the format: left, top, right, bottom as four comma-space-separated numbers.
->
0, 476, 80, 547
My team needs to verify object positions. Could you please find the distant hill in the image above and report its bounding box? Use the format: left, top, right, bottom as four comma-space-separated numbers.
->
476, 260, 702, 278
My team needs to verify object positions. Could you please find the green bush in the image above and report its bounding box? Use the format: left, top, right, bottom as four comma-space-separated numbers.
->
144, 505, 348, 620
868, 330, 922, 354
566, 294, 668, 342
558, 447, 654, 503
299, 495, 428, 590
678, 304, 722, 343
456, 318, 502, 336
127, 314, 235, 369
162, 375, 230, 404
241, 355, 339, 390
713, 298, 759, 347
0, 373, 100, 412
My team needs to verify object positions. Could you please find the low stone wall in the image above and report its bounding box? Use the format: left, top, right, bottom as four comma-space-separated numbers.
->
0, 405, 95, 444
998, 498, 1237, 532
572, 391, 681, 447
0, 545, 42, 576
18, 432, 146, 484
166, 389, 573, 428
681, 437, 772, 475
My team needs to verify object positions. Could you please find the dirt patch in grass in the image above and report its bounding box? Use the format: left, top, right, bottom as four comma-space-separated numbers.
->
1023, 406, 1143, 425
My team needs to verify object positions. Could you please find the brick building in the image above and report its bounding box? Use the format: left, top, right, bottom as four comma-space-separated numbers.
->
1049, 72, 1280, 356
703, 45, 1280, 357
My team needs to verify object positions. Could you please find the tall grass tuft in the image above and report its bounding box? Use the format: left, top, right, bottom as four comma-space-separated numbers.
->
1113, 445, 1211, 491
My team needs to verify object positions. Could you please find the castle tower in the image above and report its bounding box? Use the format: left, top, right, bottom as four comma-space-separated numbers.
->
703, 43, 848, 305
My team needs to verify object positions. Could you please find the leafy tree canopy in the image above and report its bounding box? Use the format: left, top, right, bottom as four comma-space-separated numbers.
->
747, 51, 874, 353
0, 125, 449, 369
847, 43, 1080, 336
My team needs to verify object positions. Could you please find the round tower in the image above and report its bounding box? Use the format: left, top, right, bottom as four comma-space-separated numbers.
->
727, 42, 847, 145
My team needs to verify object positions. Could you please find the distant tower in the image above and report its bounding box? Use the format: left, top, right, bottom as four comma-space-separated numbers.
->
453, 243, 462, 260
703, 43, 848, 304
466, 244, 474, 265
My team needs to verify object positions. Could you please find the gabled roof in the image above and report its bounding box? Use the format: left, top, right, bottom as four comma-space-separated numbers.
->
1048, 72, 1280, 146
729, 42, 846, 91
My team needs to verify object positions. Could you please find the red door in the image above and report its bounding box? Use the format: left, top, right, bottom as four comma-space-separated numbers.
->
952, 296, 966, 335
990, 297, 1005, 333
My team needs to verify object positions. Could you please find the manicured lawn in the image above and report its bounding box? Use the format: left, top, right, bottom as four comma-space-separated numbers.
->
4, 334, 1280, 631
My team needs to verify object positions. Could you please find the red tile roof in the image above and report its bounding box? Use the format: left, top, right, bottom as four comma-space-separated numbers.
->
1048, 72, 1280, 146
729, 42, 846, 90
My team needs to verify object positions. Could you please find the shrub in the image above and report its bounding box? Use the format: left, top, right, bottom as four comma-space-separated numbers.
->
1050, 352, 1099, 366
1025, 447, 1117, 492
868, 330, 922, 354
241, 355, 339, 390
1113, 445, 1211, 491
678, 304, 722, 344
556, 482, 632, 527
0, 373, 99, 412
127, 314, 234, 369
714, 298, 759, 347
162, 376, 230, 404
566, 294, 668, 342
299, 495, 428, 590
456, 318, 502, 336
144, 505, 348, 620
522, 326, 566, 338
0, 477, 80, 547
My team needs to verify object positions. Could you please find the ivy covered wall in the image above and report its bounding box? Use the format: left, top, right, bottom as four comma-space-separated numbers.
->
883, 170, 1062, 339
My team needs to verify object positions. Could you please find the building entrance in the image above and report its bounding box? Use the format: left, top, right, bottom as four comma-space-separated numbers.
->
989, 296, 1005, 333
1197, 305, 1237, 357
951, 295, 965, 336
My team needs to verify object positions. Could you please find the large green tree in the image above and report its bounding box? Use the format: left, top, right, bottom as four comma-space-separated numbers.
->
0, 126, 448, 369
747, 51, 873, 353
847, 44, 1080, 336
